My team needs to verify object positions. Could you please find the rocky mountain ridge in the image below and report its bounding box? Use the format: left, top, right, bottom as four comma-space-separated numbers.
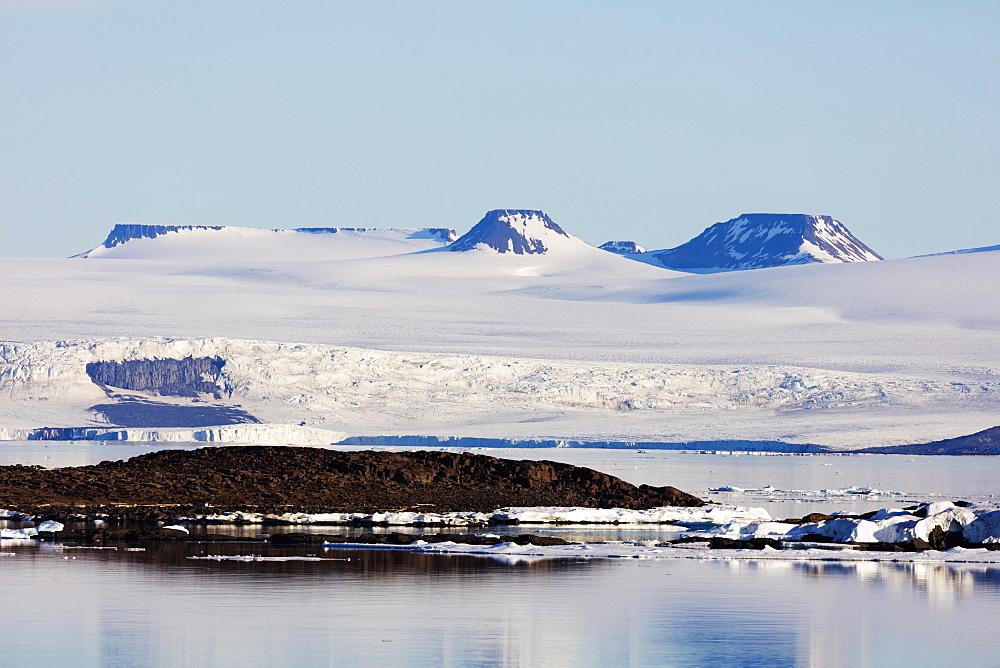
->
641, 213, 883, 272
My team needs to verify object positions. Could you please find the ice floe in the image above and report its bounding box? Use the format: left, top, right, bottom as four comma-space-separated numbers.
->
709, 484, 906, 497
0, 520, 63, 541
173, 504, 770, 527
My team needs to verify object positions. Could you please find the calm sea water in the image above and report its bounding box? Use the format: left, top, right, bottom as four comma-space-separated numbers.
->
2, 541, 1000, 667
2, 442, 1000, 666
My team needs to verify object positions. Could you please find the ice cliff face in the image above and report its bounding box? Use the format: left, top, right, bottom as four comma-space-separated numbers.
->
448, 210, 572, 254
599, 241, 648, 255
646, 214, 883, 272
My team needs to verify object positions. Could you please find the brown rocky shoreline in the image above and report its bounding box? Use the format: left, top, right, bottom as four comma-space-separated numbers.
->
0, 445, 704, 522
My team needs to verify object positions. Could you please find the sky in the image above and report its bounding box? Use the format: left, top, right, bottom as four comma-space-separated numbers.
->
1, 1, 997, 259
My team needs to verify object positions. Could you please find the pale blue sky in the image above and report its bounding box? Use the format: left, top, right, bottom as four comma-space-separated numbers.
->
2, 1, 997, 258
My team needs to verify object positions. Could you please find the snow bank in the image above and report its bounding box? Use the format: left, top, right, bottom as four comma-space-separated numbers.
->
678, 501, 1000, 547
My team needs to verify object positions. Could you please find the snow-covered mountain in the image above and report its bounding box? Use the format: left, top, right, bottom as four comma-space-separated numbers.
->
639, 213, 883, 273
600, 241, 648, 255
448, 210, 591, 255
76, 224, 458, 261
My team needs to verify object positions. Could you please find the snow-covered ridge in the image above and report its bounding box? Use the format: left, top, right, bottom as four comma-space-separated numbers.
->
75, 224, 458, 260
448, 209, 582, 255
642, 213, 883, 273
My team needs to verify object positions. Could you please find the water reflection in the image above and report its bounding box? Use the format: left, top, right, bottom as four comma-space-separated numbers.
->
4, 542, 1000, 666
726, 556, 1000, 603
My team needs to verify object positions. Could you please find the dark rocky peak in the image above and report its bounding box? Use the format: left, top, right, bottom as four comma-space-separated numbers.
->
102, 224, 224, 249
599, 240, 648, 255
448, 210, 569, 254
648, 213, 883, 273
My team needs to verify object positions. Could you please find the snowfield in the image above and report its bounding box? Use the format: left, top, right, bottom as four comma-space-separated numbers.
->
1, 218, 999, 448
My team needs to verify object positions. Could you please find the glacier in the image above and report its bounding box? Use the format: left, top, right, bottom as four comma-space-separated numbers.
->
2, 337, 999, 448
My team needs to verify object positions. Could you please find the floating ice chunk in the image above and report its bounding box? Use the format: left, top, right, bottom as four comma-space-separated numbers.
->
161, 525, 189, 534
0, 527, 37, 540
35, 520, 64, 532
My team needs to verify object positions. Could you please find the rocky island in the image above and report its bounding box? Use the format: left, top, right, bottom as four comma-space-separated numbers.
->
0, 446, 703, 521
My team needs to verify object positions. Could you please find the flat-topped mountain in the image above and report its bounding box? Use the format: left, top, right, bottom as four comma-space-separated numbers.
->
75, 224, 458, 261
448, 209, 588, 255
643, 213, 883, 273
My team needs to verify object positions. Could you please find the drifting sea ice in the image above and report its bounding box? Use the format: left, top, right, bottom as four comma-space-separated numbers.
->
174, 505, 771, 527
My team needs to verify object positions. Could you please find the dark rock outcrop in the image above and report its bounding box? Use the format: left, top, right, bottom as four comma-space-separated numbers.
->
708, 537, 782, 550
86, 357, 226, 397
0, 446, 705, 518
